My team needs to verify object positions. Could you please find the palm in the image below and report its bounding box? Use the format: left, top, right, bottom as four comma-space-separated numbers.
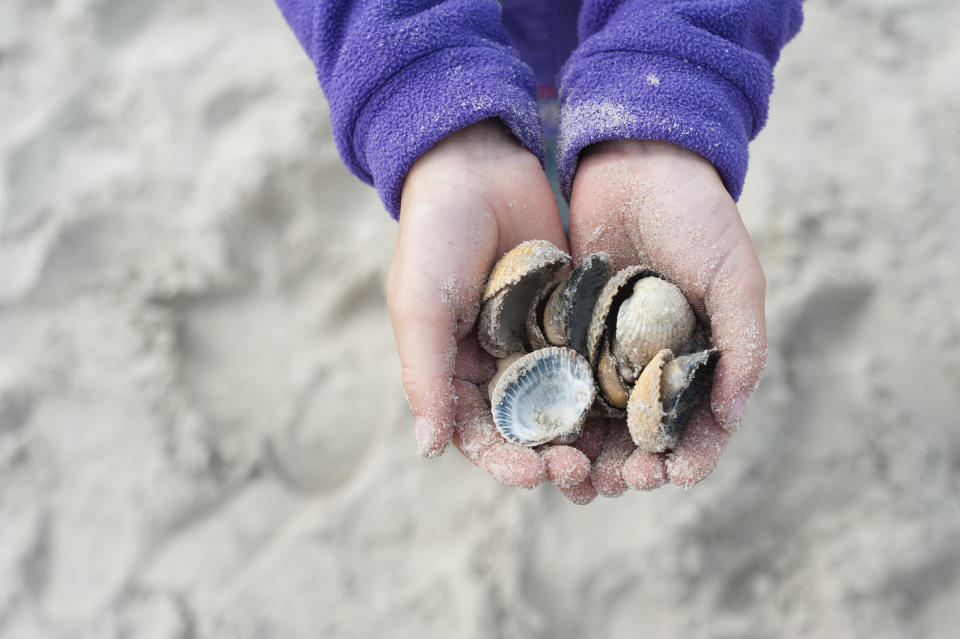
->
568, 140, 767, 491
389, 120, 597, 502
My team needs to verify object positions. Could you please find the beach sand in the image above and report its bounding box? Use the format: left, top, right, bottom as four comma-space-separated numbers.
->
1, 1, 959, 637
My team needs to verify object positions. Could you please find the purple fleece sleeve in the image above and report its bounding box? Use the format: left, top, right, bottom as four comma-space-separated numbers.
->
558, 0, 803, 200
273, 0, 543, 219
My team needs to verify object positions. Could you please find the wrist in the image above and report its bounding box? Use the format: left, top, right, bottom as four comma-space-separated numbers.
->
578, 139, 723, 188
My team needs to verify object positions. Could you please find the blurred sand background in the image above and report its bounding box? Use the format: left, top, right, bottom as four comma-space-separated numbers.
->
2, 1, 959, 637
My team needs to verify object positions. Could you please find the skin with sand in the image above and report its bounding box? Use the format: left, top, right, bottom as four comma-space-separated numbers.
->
388, 121, 767, 502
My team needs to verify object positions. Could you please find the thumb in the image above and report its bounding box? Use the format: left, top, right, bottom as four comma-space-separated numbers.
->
704, 235, 768, 429
387, 205, 495, 457
390, 288, 459, 458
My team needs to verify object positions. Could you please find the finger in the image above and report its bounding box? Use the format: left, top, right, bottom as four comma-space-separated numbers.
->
452, 381, 545, 489
389, 288, 458, 458
541, 445, 591, 488
480, 444, 547, 489
665, 405, 731, 487
622, 450, 667, 491
557, 477, 598, 505
388, 214, 491, 458
704, 236, 768, 429
573, 415, 607, 462
589, 421, 633, 498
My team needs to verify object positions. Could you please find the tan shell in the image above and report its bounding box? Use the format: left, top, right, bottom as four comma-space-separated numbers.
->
526, 280, 558, 352
542, 252, 614, 355
586, 265, 658, 366
542, 276, 569, 347
614, 277, 695, 379
596, 339, 629, 410
626, 349, 674, 453
490, 347, 595, 447
482, 240, 570, 302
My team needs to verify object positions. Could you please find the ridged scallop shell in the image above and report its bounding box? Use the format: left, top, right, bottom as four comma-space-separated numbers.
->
490, 347, 595, 447
525, 280, 558, 352
626, 349, 675, 453
586, 265, 659, 367
542, 252, 614, 355
487, 353, 525, 402
613, 277, 695, 379
481, 240, 570, 302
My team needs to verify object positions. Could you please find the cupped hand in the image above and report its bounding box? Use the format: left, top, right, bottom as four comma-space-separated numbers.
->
388, 119, 597, 503
568, 139, 768, 493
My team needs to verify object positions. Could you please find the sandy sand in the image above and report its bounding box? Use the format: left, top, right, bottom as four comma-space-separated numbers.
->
2, 1, 959, 637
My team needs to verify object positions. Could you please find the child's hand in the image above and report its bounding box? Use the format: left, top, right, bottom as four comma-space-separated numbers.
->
388, 120, 596, 502
568, 140, 768, 493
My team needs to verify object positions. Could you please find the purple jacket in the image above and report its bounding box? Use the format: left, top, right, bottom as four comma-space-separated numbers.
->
275, 0, 803, 219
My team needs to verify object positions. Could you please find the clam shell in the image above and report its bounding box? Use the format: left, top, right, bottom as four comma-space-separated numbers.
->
596, 338, 629, 410
482, 240, 570, 303
614, 277, 695, 379
479, 241, 570, 358
626, 349, 675, 453
526, 280, 558, 352
661, 348, 718, 431
542, 252, 614, 355
490, 347, 595, 447
586, 265, 659, 367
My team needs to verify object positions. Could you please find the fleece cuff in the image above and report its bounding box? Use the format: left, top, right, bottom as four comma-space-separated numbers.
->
557, 50, 757, 202
351, 46, 543, 220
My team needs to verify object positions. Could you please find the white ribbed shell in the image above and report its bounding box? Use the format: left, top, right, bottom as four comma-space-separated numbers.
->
490, 347, 595, 446
614, 277, 695, 376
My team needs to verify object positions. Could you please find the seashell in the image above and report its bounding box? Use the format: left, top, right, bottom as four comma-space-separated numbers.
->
541, 252, 614, 355
613, 277, 695, 380
626, 349, 675, 453
596, 338, 630, 410
626, 348, 718, 453
490, 347, 595, 447
479, 286, 530, 357
482, 240, 570, 302
586, 264, 659, 367
479, 241, 570, 357
526, 280, 558, 352
661, 348, 719, 431
487, 353, 525, 402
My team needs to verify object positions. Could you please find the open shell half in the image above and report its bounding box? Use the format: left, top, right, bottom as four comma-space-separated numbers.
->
490, 347, 595, 446
626, 348, 718, 453
542, 252, 614, 356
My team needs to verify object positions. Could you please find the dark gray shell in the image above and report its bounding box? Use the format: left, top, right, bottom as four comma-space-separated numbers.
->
542, 252, 614, 356
479, 271, 555, 357
490, 347, 595, 447
661, 348, 719, 432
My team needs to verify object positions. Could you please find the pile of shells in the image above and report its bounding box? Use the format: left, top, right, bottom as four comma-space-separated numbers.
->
479, 240, 718, 452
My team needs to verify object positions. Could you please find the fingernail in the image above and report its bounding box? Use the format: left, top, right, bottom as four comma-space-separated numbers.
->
727, 391, 749, 428
414, 417, 432, 456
